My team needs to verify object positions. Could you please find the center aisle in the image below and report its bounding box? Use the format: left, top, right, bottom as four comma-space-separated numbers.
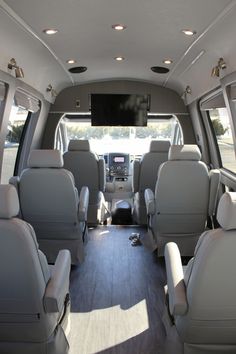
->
69, 225, 166, 354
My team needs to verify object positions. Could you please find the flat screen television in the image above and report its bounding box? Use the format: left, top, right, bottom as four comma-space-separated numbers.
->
91, 94, 150, 126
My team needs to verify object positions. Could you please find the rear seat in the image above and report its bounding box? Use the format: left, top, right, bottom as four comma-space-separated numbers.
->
10, 149, 89, 264
144, 144, 220, 256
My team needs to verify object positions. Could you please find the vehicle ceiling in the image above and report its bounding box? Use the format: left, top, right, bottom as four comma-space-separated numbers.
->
1, 0, 236, 103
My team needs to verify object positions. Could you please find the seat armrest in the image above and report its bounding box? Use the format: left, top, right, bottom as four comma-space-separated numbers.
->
164, 242, 188, 316
78, 186, 89, 221
144, 188, 155, 215
9, 176, 20, 189
208, 169, 220, 217
9, 176, 22, 218
132, 159, 140, 192
44, 250, 71, 313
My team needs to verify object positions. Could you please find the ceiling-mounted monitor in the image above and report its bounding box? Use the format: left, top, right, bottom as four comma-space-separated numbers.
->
91, 94, 150, 126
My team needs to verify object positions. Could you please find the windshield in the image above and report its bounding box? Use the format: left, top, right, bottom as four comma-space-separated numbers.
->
59, 117, 183, 155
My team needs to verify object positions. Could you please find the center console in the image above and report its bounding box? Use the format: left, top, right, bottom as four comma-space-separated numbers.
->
107, 153, 130, 180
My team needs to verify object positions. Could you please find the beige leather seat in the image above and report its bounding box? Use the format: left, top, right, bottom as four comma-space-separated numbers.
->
12, 149, 89, 265
145, 145, 220, 256
63, 139, 106, 225
133, 140, 170, 225
164, 192, 236, 354
0, 184, 71, 354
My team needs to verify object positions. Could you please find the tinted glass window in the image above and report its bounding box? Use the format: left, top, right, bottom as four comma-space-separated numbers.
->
1, 105, 29, 183
209, 108, 236, 173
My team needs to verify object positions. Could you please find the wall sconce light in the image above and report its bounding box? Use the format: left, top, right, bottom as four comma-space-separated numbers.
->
181, 85, 192, 102
7, 58, 24, 78
46, 84, 57, 97
211, 58, 227, 77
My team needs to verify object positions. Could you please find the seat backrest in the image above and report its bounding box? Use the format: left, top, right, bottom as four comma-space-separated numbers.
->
63, 140, 105, 200
0, 184, 51, 341
154, 145, 209, 234
133, 140, 170, 193
19, 150, 79, 231
178, 192, 236, 344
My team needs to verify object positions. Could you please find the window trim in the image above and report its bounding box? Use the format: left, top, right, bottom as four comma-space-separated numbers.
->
13, 112, 31, 176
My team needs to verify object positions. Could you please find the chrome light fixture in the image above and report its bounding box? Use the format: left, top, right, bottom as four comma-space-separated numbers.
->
46, 84, 57, 97
211, 58, 227, 77
8, 58, 24, 78
181, 85, 192, 102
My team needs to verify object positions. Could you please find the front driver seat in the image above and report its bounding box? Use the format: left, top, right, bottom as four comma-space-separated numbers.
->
0, 184, 71, 354
164, 192, 236, 354
145, 145, 220, 256
63, 139, 106, 225
132, 140, 170, 225
12, 149, 89, 265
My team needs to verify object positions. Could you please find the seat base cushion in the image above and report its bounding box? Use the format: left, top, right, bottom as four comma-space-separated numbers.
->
0, 324, 69, 354
39, 237, 85, 265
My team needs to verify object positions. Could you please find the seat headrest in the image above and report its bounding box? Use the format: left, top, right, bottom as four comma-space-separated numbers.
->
0, 185, 19, 219
168, 145, 201, 161
28, 150, 63, 168
149, 140, 170, 152
68, 140, 90, 151
217, 192, 236, 230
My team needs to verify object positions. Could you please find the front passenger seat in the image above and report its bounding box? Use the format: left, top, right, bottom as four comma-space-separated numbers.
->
63, 139, 106, 225
145, 145, 220, 256
133, 140, 170, 224
0, 184, 71, 354
12, 149, 89, 265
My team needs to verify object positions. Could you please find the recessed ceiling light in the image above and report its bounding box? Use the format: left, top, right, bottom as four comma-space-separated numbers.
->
66, 59, 76, 64
115, 56, 125, 61
112, 24, 127, 31
163, 59, 173, 65
181, 29, 197, 36
43, 28, 58, 35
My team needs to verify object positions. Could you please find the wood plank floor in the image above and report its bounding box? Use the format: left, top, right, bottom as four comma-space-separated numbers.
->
69, 225, 166, 354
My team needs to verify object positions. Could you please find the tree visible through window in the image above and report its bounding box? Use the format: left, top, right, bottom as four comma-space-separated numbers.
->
209, 108, 236, 173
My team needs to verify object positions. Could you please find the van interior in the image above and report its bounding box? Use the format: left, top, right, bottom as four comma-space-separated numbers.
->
1, 1, 236, 353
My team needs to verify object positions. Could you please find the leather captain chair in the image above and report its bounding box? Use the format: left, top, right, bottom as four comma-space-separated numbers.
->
11, 149, 89, 264
145, 145, 220, 256
0, 184, 71, 354
63, 139, 106, 225
132, 140, 170, 225
164, 191, 236, 354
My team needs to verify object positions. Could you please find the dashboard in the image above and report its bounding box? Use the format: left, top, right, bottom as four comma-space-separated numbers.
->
107, 153, 130, 178
102, 152, 140, 201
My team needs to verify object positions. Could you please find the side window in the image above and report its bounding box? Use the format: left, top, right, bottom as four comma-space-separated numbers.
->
208, 107, 236, 173
1, 105, 29, 183
1, 90, 40, 183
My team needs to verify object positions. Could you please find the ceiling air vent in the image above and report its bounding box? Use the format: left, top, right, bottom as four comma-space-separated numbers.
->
68, 66, 87, 74
151, 66, 169, 74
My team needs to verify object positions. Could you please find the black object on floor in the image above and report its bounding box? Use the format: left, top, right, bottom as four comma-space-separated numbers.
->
112, 200, 133, 225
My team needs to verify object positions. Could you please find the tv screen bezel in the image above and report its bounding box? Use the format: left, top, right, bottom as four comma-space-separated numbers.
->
90, 93, 150, 127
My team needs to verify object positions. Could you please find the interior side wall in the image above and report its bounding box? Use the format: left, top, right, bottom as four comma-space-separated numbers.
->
42, 80, 196, 148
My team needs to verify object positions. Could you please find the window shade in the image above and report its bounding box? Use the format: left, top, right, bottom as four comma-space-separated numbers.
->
0, 82, 6, 102
14, 90, 40, 113
200, 94, 225, 110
